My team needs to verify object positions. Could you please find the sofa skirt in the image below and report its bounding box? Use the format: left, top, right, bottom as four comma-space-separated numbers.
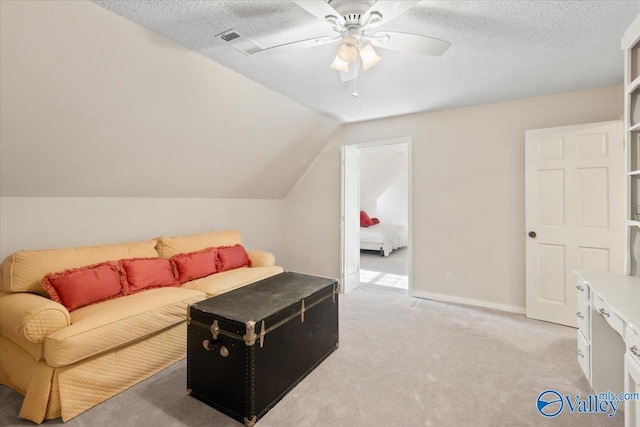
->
0, 322, 187, 423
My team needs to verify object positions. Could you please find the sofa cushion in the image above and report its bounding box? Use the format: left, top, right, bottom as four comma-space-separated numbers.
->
41, 262, 126, 311
217, 244, 251, 272
170, 247, 218, 284
2, 240, 158, 295
44, 287, 206, 368
156, 230, 241, 258
182, 266, 284, 298
120, 258, 179, 293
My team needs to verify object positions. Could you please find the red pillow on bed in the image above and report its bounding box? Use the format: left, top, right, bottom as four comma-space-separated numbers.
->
360, 211, 374, 227
371, 218, 380, 225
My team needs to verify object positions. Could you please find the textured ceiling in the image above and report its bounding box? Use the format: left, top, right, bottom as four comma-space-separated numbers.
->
93, 1, 639, 123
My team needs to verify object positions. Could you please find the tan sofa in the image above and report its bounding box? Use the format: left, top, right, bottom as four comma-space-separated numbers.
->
0, 230, 283, 423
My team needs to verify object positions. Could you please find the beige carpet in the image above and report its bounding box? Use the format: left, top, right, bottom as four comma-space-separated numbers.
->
360, 247, 409, 290
0, 287, 621, 426
360, 247, 409, 276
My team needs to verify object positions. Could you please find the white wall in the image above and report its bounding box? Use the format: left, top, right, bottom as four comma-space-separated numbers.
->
0, 1, 339, 199
375, 147, 409, 227
0, 198, 284, 262
377, 170, 408, 228
283, 143, 342, 278
359, 146, 408, 225
283, 85, 623, 311
360, 199, 378, 218
0, 0, 335, 266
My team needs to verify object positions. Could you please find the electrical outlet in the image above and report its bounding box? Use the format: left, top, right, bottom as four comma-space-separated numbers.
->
446, 272, 454, 282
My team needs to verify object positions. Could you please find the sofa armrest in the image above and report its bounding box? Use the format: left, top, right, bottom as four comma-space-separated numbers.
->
0, 292, 70, 343
247, 250, 276, 268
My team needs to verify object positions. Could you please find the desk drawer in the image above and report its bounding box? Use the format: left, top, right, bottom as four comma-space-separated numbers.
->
593, 295, 625, 338
576, 279, 590, 302
627, 326, 640, 366
577, 330, 590, 381
576, 296, 590, 339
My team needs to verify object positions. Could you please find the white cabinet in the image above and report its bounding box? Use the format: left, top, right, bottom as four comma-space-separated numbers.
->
576, 280, 591, 380
594, 294, 626, 338
577, 292, 590, 339
574, 275, 627, 393
577, 330, 591, 380
625, 355, 640, 427
576, 278, 590, 300
625, 327, 640, 427
625, 15, 640, 273
574, 270, 640, 426
572, 17, 640, 427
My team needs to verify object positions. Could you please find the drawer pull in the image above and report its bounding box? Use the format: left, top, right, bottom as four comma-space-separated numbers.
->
577, 349, 584, 358
576, 312, 584, 319
576, 284, 584, 291
598, 308, 610, 318
631, 346, 640, 357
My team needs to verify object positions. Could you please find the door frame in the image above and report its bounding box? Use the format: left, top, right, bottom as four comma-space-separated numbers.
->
340, 137, 413, 294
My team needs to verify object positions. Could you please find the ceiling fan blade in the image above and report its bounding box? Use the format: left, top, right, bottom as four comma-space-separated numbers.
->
362, 1, 422, 29
370, 31, 451, 56
293, 0, 341, 22
252, 36, 340, 56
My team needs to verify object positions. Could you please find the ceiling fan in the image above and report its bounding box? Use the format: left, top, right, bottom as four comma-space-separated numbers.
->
252, 0, 451, 82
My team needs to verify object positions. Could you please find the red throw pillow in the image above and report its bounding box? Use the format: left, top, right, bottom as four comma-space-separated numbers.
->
360, 211, 373, 227
120, 258, 179, 294
217, 244, 251, 272
171, 247, 218, 284
41, 262, 126, 311
371, 217, 380, 225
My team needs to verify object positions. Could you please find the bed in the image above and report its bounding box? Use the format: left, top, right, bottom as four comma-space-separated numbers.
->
360, 223, 408, 257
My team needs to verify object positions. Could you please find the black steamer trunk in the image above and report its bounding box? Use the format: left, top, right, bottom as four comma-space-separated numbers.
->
187, 272, 339, 426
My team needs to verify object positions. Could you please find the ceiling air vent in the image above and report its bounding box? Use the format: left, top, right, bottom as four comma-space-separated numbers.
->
217, 29, 262, 56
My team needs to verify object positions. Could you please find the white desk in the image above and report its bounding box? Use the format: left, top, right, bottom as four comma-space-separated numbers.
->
575, 270, 640, 427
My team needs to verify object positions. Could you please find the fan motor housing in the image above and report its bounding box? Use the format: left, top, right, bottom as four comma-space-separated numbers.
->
328, 0, 376, 26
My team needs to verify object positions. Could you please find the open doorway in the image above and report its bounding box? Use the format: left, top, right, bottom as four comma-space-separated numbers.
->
359, 143, 409, 292
340, 138, 411, 295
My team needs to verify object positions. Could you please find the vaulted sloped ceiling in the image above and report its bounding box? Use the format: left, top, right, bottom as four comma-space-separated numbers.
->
0, 1, 340, 199
360, 146, 407, 203
91, 1, 640, 123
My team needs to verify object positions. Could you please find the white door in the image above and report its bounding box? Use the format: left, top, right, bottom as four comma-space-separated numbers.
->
340, 145, 360, 292
525, 121, 624, 327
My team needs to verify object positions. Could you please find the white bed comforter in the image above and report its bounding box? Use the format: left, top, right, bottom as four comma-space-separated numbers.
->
360, 223, 408, 256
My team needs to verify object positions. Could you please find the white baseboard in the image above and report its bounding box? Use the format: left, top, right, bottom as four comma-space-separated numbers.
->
411, 290, 525, 314
343, 278, 361, 293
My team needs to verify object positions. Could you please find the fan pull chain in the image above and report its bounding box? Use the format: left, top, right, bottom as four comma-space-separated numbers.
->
352, 59, 359, 97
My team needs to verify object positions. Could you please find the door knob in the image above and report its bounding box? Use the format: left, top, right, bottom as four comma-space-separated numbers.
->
528, 231, 537, 238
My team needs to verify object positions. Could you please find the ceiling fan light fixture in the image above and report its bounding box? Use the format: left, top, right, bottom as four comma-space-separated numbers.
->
359, 44, 381, 70
336, 35, 359, 62
330, 55, 349, 72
